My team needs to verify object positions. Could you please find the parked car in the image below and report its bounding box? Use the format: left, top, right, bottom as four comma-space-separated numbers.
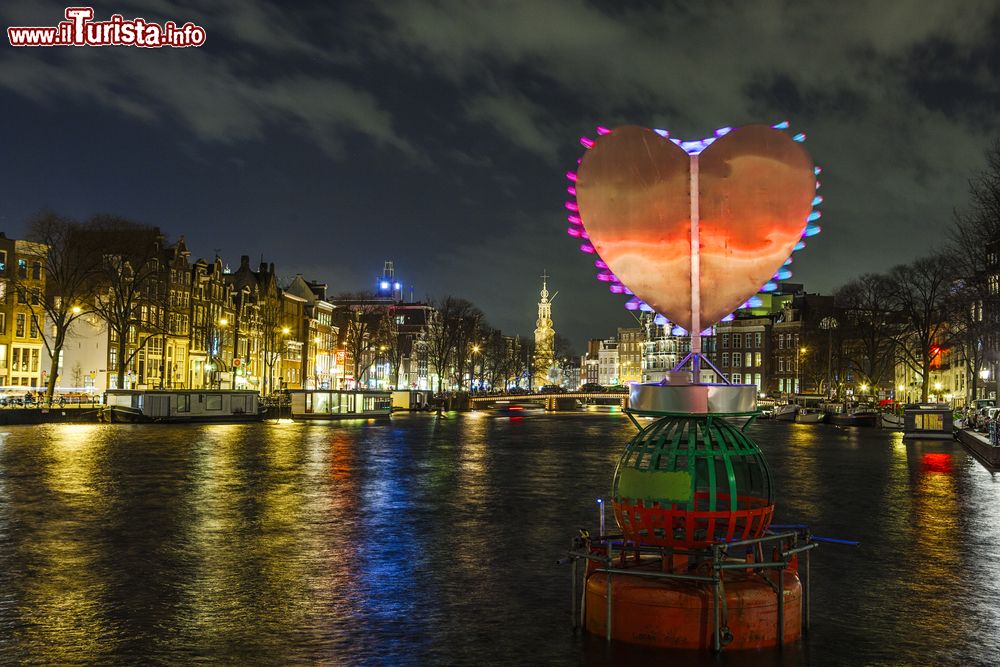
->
538, 384, 566, 394
580, 383, 605, 393
507, 387, 530, 395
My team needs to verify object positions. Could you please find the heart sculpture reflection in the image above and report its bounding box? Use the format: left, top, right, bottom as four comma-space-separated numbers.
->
575, 124, 816, 333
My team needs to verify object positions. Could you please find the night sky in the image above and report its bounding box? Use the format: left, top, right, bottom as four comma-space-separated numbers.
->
2, 1, 998, 348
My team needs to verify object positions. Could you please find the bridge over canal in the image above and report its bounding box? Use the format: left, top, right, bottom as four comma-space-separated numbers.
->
468, 391, 628, 412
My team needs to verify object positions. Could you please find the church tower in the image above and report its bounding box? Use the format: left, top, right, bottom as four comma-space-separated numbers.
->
533, 271, 556, 387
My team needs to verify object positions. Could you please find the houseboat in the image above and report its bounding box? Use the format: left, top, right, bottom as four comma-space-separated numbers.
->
902, 403, 953, 440
286, 390, 392, 420
101, 389, 263, 423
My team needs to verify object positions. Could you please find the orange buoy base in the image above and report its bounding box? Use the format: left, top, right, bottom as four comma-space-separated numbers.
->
585, 562, 802, 650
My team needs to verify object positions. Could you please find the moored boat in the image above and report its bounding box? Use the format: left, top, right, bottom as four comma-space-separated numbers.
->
879, 412, 904, 429
101, 389, 262, 423
902, 403, 953, 440
829, 407, 878, 427
286, 389, 391, 420
773, 404, 798, 421
794, 408, 825, 423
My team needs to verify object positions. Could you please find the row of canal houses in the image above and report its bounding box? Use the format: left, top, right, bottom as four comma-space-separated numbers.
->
53, 235, 434, 394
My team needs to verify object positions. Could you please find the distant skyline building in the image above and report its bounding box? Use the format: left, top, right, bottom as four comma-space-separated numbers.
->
375, 260, 408, 302
532, 271, 556, 387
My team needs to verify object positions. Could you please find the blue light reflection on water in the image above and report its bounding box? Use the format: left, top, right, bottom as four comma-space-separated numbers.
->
0, 417, 999, 664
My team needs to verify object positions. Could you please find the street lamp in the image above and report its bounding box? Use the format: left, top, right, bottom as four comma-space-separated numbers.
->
71, 305, 81, 315
470, 344, 481, 391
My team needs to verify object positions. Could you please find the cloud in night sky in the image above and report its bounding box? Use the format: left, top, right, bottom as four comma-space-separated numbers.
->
1, 0, 1000, 347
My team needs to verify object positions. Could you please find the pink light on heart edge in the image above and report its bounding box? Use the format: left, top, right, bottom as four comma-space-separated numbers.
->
565, 121, 823, 332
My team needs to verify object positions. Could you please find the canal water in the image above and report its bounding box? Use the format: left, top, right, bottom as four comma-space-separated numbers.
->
0, 415, 997, 665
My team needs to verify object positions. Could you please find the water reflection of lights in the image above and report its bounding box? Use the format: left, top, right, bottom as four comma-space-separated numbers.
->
920, 452, 953, 475
909, 444, 970, 642
15, 423, 109, 660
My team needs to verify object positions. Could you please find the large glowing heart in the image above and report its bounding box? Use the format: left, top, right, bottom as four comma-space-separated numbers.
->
575, 124, 816, 333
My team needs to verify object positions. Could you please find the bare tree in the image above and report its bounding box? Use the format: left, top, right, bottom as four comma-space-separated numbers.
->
12, 213, 103, 400
86, 216, 164, 390
377, 306, 403, 388
950, 140, 1000, 401
333, 293, 387, 388
453, 305, 483, 390
887, 254, 957, 402
480, 328, 507, 390
834, 273, 898, 395
425, 296, 478, 392
258, 295, 284, 394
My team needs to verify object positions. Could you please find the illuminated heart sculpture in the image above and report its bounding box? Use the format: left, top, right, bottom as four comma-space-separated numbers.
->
569, 124, 818, 333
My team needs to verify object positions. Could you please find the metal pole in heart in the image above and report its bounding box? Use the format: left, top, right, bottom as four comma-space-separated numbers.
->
689, 153, 701, 379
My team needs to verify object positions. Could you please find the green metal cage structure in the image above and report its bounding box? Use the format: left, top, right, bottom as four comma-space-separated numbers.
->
612, 415, 774, 548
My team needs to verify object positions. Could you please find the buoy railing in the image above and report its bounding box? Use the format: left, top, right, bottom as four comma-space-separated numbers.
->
562, 528, 821, 652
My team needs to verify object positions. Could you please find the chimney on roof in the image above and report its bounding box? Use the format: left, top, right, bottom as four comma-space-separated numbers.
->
240, 255, 250, 270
